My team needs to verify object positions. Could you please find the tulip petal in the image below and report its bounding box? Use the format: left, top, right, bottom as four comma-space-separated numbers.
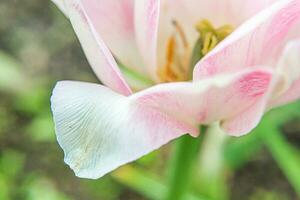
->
193, 0, 300, 80
51, 69, 272, 179
132, 68, 272, 136
53, 0, 145, 74
160, 0, 277, 28
52, 0, 68, 16
78, 0, 149, 76
277, 39, 300, 88
270, 39, 300, 107
221, 99, 267, 136
63, 0, 132, 96
135, 0, 160, 81
157, 0, 277, 69
271, 79, 300, 107
51, 81, 197, 179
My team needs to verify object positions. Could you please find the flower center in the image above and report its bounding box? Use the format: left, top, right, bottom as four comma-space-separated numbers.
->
158, 19, 234, 83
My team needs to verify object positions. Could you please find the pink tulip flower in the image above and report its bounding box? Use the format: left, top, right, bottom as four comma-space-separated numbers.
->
51, 0, 300, 179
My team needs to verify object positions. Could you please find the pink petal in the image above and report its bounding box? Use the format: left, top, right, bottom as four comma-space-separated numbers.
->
193, 0, 300, 80
132, 68, 273, 136
62, 0, 132, 96
51, 81, 197, 179
78, 0, 148, 75
271, 79, 300, 107
270, 39, 300, 107
51, 68, 273, 178
222, 99, 267, 136
135, 0, 160, 81
157, 0, 277, 69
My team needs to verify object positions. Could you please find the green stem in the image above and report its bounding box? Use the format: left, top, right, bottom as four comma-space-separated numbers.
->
164, 126, 207, 200
197, 124, 229, 200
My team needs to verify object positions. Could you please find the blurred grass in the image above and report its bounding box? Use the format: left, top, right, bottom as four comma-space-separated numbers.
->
0, 0, 300, 200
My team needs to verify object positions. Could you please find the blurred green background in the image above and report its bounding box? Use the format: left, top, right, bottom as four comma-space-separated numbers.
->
1, 1, 300, 200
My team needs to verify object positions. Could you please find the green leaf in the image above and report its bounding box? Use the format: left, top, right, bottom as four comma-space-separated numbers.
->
14, 86, 49, 115
259, 120, 300, 195
223, 101, 300, 197
224, 101, 300, 170
224, 130, 263, 169
112, 165, 208, 200
26, 113, 55, 142
23, 175, 70, 200
247, 101, 300, 195
0, 51, 26, 92
0, 149, 25, 179
0, 174, 10, 200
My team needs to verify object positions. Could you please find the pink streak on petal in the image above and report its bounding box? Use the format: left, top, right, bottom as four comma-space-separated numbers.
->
134, 105, 199, 141
121, 1, 135, 35
238, 71, 272, 98
222, 99, 267, 136
262, 0, 300, 59
135, 0, 160, 81
132, 69, 273, 136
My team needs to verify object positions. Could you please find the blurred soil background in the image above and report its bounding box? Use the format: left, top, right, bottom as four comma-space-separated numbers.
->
0, 1, 300, 200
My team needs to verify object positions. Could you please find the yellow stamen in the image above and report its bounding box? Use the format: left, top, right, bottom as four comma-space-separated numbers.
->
158, 20, 190, 82
196, 19, 234, 56
158, 19, 234, 83
172, 20, 189, 49
202, 32, 218, 55
216, 25, 234, 40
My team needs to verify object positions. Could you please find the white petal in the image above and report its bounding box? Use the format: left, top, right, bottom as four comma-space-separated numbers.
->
51, 81, 196, 179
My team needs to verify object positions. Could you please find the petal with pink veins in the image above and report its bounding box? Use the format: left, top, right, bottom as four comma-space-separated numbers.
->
132, 68, 273, 136
221, 99, 267, 136
193, 0, 300, 80
51, 69, 272, 179
63, 0, 132, 96
51, 81, 197, 179
135, 0, 160, 81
